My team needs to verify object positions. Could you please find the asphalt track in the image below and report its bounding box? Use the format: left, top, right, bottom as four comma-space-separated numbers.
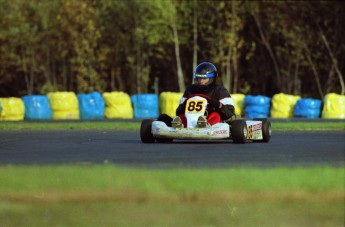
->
0, 129, 344, 167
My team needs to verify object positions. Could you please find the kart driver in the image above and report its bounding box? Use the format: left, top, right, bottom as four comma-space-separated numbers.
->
172, 62, 235, 128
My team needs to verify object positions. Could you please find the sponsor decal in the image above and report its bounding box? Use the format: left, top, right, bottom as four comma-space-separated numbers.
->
213, 130, 228, 135
252, 123, 262, 131
248, 125, 253, 139
253, 131, 262, 139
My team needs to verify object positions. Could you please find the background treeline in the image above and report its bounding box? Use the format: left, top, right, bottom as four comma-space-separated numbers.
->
0, 0, 344, 98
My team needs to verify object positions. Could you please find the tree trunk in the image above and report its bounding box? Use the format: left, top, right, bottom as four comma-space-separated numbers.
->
230, 0, 237, 93
117, 67, 124, 91
306, 54, 324, 99
325, 63, 336, 95
319, 27, 345, 95
293, 60, 300, 95
30, 53, 36, 94
23, 55, 30, 95
192, 0, 198, 81
44, 47, 52, 90
232, 54, 239, 93
136, 47, 141, 94
172, 22, 185, 92
253, 13, 282, 90
110, 68, 115, 91
62, 57, 67, 91
224, 44, 231, 92
286, 59, 292, 93
111, 66, 123, 91
22, 47, 34, 95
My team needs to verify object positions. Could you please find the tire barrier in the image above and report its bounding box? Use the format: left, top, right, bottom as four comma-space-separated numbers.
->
321, 93, 345, 119
159, 92, 183, 117
244, 95, 271, 118
131, 94, 159, 119
3, 91, 345, 120
22, 95, 53, 120
231, 94, 245, 117
103, 91, 133, 119
47, 92, 80, 120
77, 91, 105, 119
0, 97, 25, 121
294, 98, 322, 118
270, 93, 300, 118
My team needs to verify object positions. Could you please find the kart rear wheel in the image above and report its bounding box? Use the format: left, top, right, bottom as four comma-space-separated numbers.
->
231, 120, 248, 144
140, 119, 155, 143
253, 118, 271, 142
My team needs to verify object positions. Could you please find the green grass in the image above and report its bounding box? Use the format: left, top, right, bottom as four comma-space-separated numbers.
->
1, 200, 343, 227
272, 121, 345, 131
0, 165, 344, 226
0, 165, 343, 193
0, 121, 139, 130
0, 120, 344, 131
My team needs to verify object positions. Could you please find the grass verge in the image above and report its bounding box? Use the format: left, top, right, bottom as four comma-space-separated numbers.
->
0, 121, 139, 130
272, 121, 345, 131
0, 120, 344, 131
0, 165, 344, 226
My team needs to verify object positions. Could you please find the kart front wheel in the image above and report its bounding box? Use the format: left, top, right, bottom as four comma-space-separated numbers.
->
140, 119, 155, 143
231, 120, 248, 144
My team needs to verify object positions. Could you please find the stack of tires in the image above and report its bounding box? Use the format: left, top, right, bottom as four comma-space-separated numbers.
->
231, 94, 245, 117
270, 93, 300, 118
244, 95, 271, 118
77, 91, 105, 119
103, 91, 133, 119
294, 98, 322, 118
131, 94, 159, 119
321, 93, 345, 119
22, 95, 53, 120
0, 97, 25, 121
47, 92, 80, 120
159, 92, 183, 117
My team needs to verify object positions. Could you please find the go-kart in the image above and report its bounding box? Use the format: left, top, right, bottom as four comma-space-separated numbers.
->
140, 95, 271, 144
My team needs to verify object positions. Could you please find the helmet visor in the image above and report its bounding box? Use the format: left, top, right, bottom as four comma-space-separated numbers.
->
194, 72, 215, 79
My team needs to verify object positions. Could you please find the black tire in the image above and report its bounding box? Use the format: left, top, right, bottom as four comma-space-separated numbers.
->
231, 120, 248, 144
140, 119, 155, 143
157, 114, 173, 127
253, 118, 271, 142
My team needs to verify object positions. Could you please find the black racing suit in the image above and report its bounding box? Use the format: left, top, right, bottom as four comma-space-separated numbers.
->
176, 83, 235, 121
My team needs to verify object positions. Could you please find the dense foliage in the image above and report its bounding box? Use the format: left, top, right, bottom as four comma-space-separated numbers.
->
0, 0, 344, 98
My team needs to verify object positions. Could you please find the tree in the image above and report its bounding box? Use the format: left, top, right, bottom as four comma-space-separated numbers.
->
0, 0, 343, 99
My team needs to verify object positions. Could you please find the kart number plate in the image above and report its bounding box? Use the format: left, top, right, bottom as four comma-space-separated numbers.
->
185, 99, 206, 114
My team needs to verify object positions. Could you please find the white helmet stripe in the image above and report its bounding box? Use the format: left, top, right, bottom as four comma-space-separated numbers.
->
219, 97, 234, 106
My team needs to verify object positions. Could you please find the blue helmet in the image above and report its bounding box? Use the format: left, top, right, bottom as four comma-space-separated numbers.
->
193, 62, 218, 86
